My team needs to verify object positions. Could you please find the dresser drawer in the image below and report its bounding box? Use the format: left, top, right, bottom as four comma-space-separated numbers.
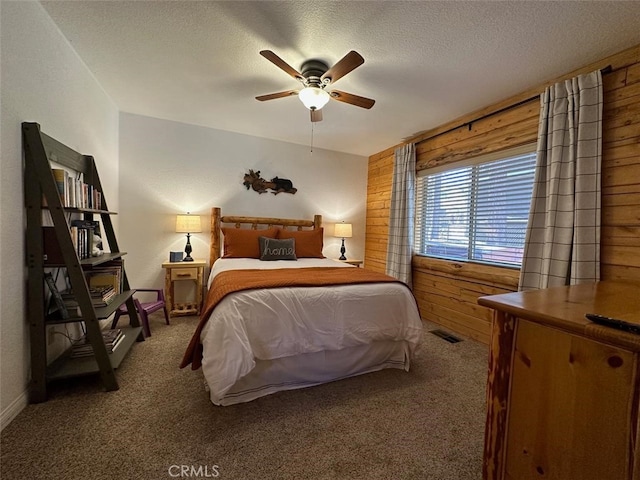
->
170, 268, 197, 281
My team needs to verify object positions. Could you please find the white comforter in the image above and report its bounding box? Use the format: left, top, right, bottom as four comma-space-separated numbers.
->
200, 258, 423, 403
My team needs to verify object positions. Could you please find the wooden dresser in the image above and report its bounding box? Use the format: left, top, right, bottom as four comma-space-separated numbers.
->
478, 281, 640, 480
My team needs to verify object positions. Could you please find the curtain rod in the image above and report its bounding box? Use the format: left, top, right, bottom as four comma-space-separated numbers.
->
415, 64, 613, 145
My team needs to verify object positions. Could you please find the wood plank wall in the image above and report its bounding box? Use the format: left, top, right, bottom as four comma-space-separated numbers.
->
365, 44, 640, 344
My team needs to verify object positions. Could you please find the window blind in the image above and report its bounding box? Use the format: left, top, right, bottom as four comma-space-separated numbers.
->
414, 148, 536, 267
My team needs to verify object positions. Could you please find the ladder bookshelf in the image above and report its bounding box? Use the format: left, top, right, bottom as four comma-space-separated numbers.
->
23, 122, 144, 403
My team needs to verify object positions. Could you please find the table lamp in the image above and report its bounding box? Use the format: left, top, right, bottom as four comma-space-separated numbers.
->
334, 222, 352, 261
175, 213, 202, 262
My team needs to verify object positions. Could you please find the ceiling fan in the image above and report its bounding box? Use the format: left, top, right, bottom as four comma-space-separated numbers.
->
255, 50, 375, 122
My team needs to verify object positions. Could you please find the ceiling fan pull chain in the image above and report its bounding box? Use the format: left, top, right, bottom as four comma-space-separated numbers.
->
310, 121, 314, 154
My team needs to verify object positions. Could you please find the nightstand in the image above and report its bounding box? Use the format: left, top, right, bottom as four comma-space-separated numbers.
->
340, 259, 363, 267
161, 259, 206, 317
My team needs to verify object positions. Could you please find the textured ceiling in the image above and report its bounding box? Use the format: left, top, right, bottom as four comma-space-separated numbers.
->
41, 1, 640, 157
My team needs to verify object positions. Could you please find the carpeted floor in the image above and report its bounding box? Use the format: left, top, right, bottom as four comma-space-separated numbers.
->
1, 314, 488, 480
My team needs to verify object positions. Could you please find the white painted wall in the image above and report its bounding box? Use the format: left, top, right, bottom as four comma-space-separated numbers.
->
119, 113, 368, 290
0, 1, 368, 430
0, 1, 119, 428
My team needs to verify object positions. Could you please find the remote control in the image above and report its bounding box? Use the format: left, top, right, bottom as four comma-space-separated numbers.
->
585, 313, 640, 334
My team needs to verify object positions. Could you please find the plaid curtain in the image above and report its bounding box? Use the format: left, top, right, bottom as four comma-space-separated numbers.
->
386, 143, 416, 287
519, 70, 603, 291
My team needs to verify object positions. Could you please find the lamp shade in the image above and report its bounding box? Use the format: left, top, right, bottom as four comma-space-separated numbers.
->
334, 223, 352, 238
298, 86, 331, 110
175, 214, 202, 233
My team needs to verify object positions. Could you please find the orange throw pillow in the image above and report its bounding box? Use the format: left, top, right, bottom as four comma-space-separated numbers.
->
277, 227, 325, 258
222, 227, 279, 258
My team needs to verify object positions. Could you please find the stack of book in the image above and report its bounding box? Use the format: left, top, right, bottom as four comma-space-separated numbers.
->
85, 259, 123, 298
51, 168, 102, 210
43, 220, 103, 263
71, 329, 124, 358
70, 219, 102, 260
89, 285, 116, 307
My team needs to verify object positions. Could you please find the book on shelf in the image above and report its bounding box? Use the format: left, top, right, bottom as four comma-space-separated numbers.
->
88, 273, 120, 294
49, 167, 102, 210
70, 219, 103, 260
85, 259, 124, 294
51, 168, 68, 205
71, 328, 124, 358
49, 285, 123, 320
88, 284, 116, 306
88, 284, 114, 296
48, 285, 115, 316
43, 219, 103, 263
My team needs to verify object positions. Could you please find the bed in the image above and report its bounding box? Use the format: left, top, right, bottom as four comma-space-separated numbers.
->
180, 207, 423, 406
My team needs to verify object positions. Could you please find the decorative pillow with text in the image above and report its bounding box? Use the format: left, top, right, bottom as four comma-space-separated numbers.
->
259, 237, 297, 261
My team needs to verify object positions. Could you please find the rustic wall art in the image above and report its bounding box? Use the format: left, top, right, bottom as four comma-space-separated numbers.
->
242, 169, 297, 195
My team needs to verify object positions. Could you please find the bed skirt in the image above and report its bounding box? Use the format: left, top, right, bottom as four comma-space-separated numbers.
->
207, 340, 412, 406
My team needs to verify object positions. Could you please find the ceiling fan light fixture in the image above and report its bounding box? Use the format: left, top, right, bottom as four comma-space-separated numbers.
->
298, 86, 330, 110
257, 50, 375, 121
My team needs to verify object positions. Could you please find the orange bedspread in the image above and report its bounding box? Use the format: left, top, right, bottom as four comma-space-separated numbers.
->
180, 267, 409, 370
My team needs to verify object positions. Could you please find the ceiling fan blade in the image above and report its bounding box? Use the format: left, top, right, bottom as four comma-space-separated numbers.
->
321, 51, 364, 85
260, 50, 304, 81
329, 90, 375, 109
255, 90, 299, 101
310, 109, 323, 122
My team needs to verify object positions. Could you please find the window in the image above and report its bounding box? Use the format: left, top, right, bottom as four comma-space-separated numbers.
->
414, 147, 536, 267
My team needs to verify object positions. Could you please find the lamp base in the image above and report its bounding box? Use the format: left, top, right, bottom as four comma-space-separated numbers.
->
183, 233, 194, 262
339, 238, 347, 261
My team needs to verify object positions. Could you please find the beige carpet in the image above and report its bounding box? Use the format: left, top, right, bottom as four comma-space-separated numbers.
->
1, 314, 488, 480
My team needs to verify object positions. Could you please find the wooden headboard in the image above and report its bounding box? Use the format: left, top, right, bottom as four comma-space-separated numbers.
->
209, 207, 323, 268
